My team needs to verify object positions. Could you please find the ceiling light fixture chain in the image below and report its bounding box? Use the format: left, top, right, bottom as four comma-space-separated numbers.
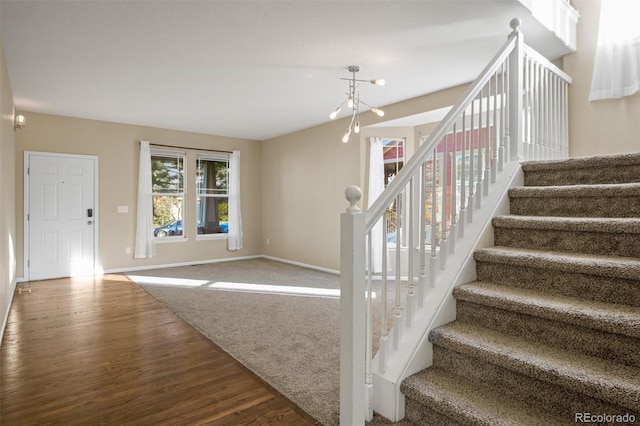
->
329, 65, 385, 143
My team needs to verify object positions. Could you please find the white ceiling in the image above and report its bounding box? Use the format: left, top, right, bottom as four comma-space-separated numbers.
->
1, 0, 571, 141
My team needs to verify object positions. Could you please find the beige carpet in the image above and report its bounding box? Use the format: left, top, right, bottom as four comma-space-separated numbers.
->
128, 258, 343, 426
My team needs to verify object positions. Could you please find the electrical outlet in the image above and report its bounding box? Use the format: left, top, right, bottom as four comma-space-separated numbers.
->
125, 247, 131, 254
266, 238, 270, 245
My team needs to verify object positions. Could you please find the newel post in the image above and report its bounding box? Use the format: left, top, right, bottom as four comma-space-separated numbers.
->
340, 185, 366, 426
508, 18, 524, 162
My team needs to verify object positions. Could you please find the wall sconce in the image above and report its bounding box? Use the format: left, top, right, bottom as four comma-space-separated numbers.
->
14, 114, 26, 130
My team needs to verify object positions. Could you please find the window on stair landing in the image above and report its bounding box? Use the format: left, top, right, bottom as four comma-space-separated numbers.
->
383, 138, 405, 246
196, 153, 230, 237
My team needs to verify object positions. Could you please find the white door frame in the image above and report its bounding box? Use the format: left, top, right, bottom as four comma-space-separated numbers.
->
24, 151, 99, 281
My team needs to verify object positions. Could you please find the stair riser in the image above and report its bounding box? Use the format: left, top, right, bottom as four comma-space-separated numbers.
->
431, 345, 640, 420
404, 398, 465, 426
509, 195, 640, 218
523, 166, 640, 186
430, 328, 640, 412
456, 300, 640, 368
475, 261, 640, 307
493, 227, 640, 258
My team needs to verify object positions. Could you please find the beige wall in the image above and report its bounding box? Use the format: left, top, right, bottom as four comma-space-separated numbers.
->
15, 112, 262, 278
0, 38, 17, 338
564, 0, 640, 156
260, 119, 360, 271
261, 85, 466, 271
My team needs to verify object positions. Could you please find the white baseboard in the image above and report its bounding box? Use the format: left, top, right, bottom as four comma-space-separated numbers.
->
261, 255, 340, 275
16, 254, 338, 282
0, 279, 18, 347
103, 255, 263, 275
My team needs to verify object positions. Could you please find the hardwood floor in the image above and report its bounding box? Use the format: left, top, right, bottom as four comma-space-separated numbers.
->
1, 275, 318, 425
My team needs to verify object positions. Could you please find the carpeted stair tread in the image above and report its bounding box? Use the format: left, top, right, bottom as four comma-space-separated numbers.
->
492, 215, 640, 234
454, 281, 640, 338
521, 153, 640, 186
509, 182, 640, 198
522, 152, 640, 171
430, 322, 640, 411
401, 367, 574, 426
474, 246, 640, 281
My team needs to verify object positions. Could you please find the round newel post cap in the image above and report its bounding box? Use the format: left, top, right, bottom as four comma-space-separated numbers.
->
510, 18, 522, 32
345, 185, 362, 213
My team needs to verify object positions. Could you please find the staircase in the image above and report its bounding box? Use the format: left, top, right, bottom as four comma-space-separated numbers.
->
400, 153, 640, 425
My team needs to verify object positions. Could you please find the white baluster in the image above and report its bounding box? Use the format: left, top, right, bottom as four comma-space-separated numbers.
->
379, 218, 388, 373
440, 138, 448, 270
418, 162, 426, 308
563, 81, 569, 156
536, 63, 542, 158
406, 177, 415, 328
476, 88, 484, 208
498, 62, 506, 171
468, 98, 475, 223
429, 148, 438, 288
459, 112, 467, 238
524, 57, 531, 160
543, 66, 548, 158
551, 74, 557, 158
491, 71, 498, 183
449, 124, 457, 255
393, 192, 402, 350
504, 55, 511, 161
484, 79, 491, 195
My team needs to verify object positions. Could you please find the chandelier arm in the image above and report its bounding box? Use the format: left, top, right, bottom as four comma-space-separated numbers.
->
359, 99, 376, 109
332, 65, 384, 142
340, 78, 378, 84
348, 104, 358, 130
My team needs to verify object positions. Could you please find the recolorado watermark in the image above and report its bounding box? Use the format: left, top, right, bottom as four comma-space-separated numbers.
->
575, 412, 637, 423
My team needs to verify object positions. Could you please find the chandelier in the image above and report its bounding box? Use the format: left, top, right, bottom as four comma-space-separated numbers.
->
329, 65, 385, 143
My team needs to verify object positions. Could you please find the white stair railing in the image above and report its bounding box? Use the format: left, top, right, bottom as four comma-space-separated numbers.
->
340, 19, 572, 425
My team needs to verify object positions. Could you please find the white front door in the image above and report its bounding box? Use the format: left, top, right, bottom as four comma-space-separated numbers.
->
26, 152, 98, 280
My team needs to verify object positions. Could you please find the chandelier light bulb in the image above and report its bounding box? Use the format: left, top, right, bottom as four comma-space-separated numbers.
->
371, 79, 385, 86
354, 121, 360, 134
342, 129, 351, 143
372, 108, 385, 117
348, 96, 354, 109
329, 107, 341, 120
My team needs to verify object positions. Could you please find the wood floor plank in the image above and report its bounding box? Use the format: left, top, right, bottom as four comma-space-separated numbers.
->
1, 275, 318, 425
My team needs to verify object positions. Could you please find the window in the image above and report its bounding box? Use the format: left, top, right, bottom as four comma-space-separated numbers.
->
382, 138, 405, 244
151, 149, 185, 238
196, 153, 229, 236
383, 138, 404, 186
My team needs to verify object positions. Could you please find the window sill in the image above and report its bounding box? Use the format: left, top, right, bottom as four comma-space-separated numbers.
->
154, 237, 189, 244
196, 234, 228, 241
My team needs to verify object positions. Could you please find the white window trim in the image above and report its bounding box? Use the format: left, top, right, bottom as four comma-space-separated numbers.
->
195, 233, 227, 241
151, 148, 187, 241
195, 152, 230, 239
155, 237, 190, 244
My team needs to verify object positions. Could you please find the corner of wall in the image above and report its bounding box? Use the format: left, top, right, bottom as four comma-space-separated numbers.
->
0, 36, 18, 345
